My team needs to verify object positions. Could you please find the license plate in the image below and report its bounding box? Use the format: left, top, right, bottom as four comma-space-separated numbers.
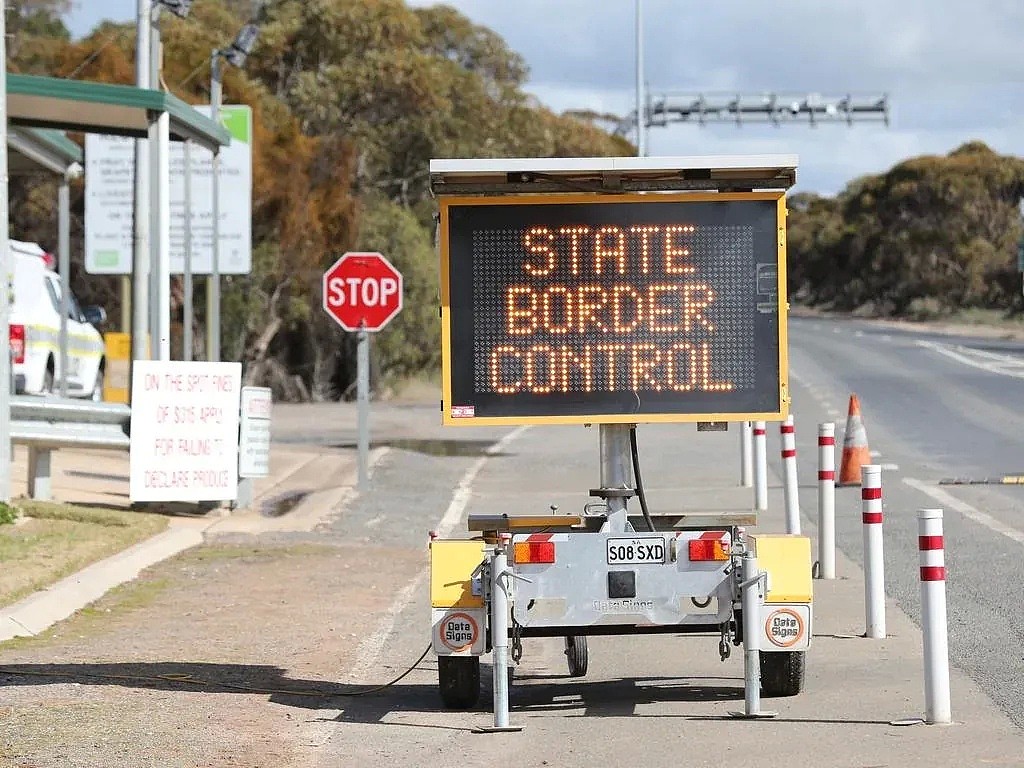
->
606, 537, 666, 565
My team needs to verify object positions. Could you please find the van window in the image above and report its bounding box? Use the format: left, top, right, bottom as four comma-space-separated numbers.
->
44, 277, 60, 315
44, 276, 83, 321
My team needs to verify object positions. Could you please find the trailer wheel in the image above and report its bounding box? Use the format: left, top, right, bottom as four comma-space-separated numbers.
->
564, 636, 588, 677
438, 656, 480, 709
760, 650, 805, 697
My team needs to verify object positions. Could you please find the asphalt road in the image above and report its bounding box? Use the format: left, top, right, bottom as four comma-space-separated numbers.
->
292, 315, 1024, 765
787, 314, 1024, 728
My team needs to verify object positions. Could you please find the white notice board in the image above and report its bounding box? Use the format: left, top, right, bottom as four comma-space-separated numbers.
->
84, 104, 253, 275
129, 361, 243, 502
239, 386, 272, 478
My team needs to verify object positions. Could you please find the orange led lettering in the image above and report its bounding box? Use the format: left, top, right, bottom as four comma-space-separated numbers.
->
681, 282, 715, 333
648, 284, 679, 333
665, 224, 696, 275
489, 345, 525, 394
630, 344, 663, 391
523, 227, 556, 276
558, 225, 590, 276
630, 225, 660, 274
526, 345, 557, 393
507, 286, 538, 335
595, 343, 628, 390
576, 285, 609, 333
610, 284, 642, 333
666, 342, 697, 391
560, 345, 594, 392
698, 342, 734, 392
594, 226, 627, 275
541, 286, 574, 334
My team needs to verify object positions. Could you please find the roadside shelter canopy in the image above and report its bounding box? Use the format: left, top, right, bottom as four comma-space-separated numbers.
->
8, 126, 82, 176
6, 73, 230, 152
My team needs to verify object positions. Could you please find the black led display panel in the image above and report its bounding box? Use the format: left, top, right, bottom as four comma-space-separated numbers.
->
440, 193, 787, 425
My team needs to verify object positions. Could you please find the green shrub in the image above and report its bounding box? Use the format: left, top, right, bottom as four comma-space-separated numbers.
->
0, 502, 20, 525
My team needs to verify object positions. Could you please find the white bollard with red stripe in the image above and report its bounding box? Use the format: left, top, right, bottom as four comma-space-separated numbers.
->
780, 416, 800, 534
740, 421, 753, 488
919, 509, 951, 724
753, 421, 768, 511
861, 464, 885, 638
817, 422, 836, 579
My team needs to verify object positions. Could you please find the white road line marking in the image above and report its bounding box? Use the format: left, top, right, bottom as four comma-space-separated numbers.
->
346, 425, 531, 682
436, 425, 531, 539
882, 335, 893, 342
880, 463, 900, 471
903, 478, 1024, 547
916, 340, 1024, 380
870, 450, 882, 458
854, 330, 864, 337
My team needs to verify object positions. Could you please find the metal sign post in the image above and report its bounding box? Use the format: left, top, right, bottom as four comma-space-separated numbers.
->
58, 173, 71, 397
356, 325, 369, 489
208, 53, 223, 362
183, 140, 193, 361
321, 252, 404, 492
0, 3, 11, 503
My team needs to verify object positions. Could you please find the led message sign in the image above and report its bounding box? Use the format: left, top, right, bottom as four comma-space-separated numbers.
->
439, 193, 788, 425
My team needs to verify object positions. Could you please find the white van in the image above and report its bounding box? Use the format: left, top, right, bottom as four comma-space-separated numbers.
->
9, 239, 107, 399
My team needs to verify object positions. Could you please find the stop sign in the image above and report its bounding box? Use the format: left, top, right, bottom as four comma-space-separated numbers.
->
322, 252, 404, 332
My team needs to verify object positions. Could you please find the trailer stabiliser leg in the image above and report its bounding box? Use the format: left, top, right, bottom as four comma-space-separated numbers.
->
475, 540, 523, 733
729, 550, 777, 719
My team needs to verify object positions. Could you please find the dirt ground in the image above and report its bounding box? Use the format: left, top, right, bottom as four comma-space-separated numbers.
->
0, 535, 427, 768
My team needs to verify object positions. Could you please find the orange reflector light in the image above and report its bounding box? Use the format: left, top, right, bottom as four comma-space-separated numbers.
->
513, 541, 556, 564
688, 537, 729, 562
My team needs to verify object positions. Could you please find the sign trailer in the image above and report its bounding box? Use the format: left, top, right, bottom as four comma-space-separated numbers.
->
427, 155, 813, 729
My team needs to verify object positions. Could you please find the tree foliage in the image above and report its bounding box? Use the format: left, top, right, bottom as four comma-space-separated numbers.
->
7, 0, 632, 400
788, 142, 1024, 317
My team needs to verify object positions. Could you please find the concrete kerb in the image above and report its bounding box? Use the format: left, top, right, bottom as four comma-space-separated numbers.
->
0, 444, 389, 644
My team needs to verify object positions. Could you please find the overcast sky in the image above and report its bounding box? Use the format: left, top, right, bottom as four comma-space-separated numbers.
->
65, 0, 1024, 194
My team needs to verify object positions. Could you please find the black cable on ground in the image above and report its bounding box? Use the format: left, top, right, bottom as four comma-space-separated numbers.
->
0, 644, 432, 699
629, 426, 656, 533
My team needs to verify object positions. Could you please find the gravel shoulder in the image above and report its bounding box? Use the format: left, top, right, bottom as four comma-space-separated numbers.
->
0, 534, 427, 768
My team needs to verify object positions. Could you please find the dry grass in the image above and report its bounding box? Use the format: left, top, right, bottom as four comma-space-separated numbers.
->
0, 501, 168, 608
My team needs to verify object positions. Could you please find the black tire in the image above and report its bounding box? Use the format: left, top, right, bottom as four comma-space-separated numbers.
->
760, 650, 805, 697
565, 636, 588, 678
91, 367, 105, 402
438, 655, 480, 710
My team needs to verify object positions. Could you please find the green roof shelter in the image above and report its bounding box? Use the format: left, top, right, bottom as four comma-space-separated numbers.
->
5, 73, 232, 368
6, 73, 229, 149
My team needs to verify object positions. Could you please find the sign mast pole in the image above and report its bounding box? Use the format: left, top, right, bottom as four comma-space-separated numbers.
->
357, 322, 369, 489
0, 1, 11, 503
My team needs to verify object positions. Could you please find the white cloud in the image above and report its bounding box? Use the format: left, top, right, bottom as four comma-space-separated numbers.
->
71, 0, 1024, 193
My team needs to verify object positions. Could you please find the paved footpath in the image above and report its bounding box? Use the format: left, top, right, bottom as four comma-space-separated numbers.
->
0, 400, 1021, 767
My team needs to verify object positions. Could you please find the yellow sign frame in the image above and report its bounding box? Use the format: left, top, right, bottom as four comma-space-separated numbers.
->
438, 191, 790, 427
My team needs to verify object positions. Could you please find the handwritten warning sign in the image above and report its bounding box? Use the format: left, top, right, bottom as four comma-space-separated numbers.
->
129, 361, 242, 502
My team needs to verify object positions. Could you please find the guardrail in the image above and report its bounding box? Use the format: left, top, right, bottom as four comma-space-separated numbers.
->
10, 396, 131, 501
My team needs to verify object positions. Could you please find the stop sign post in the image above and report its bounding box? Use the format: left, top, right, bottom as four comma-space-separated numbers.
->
322, 252, 404, 488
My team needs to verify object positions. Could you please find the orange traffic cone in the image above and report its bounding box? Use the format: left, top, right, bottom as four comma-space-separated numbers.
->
839, 394, 871, 486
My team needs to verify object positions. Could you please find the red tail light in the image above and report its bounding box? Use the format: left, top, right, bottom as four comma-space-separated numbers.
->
9, 324, 25, 364
688, 532, 729, 562
513, 541, 556, 564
